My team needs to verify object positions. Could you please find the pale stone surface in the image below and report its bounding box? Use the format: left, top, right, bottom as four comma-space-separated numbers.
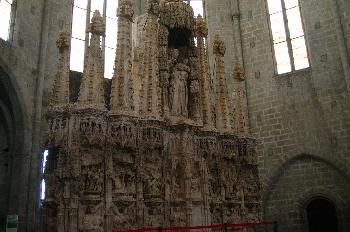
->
51, 31, 70, 106
0, 0, 350, 231
110, 0, 135, 113
77, 11, 106, 108
43, 1, 261, 231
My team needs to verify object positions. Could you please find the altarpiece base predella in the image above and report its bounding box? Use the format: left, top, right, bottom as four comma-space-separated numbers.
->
43, 0, 262, 231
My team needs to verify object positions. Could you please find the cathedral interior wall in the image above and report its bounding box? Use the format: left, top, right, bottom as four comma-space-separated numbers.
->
0, 113, 9, 228
192, 0, 350, 230
0, 0, 72, 230
338, 0, 350, 51
238, 0, 350, 231
264, 155, 350, 231
0, 0, 349, 231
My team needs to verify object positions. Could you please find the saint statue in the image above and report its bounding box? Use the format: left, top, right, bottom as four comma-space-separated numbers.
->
170, 59, 190, 118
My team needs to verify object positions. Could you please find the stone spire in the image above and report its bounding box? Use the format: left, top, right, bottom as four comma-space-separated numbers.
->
213, 35, 232, 132
77, 10, 105, 108
195, 15, 213, 129
110, 0, 134, 113
138, 0, 161, 117
51, 31, 70, 106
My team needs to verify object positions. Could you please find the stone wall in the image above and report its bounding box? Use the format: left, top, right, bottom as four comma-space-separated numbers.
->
264, 155, 350, 231
237, 0, 350, 231
338, 0, 350, 54
0, 120, 8, 228
0, 0, 72, 231
205, 0, 350, 230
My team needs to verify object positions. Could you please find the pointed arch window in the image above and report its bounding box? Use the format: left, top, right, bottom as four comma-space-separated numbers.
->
0, 0, 15, 41
70, 0, 118, 79
267, 0, 309, 74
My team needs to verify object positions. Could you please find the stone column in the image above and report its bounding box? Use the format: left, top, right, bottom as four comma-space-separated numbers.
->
77, 10, 105, 108
110, 0, 135, 112
105, 151, 114, 232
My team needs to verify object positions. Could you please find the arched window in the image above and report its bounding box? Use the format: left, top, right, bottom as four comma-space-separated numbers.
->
267, 0, 309, 74
70, 0, 118, 79
0, 0, 15, 41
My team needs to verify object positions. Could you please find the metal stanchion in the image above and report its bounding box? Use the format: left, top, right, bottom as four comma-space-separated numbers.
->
273, 221, 278, 232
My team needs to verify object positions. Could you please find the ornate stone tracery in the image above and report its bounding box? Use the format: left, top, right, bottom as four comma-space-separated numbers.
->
43, 1, 262, 231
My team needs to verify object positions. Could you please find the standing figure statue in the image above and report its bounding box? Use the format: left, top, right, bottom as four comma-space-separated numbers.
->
170, 59, 190, 118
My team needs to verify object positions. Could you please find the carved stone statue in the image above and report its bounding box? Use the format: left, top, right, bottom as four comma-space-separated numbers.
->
170, 59, 190, 118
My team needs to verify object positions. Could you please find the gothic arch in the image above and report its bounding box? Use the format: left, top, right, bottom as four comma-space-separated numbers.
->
0, 59, 25, 155
0, 61, 26, 225
298, 193, 342, 232
262, 153, 350, 209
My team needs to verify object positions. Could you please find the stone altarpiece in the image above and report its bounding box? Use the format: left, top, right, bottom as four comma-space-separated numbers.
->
43, 0, 262, 231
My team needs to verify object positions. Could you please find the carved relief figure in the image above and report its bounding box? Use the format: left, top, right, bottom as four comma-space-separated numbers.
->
144, 204, 163, 227
84, 164, 104, 194
191, 161, 201, 193
160, 71, 171, 114
112, 202, 136, 229
220, 164, 237, 199
170, 59, 190, 118
112, 167, 136, 195
210, 204, 222, 224
142, 151, 163, 197
83, 214, 104, 232
246, 204, 261, 222
224, 205, 241, 223
208, 159, 221, 198
173, 161, 186, 198
170, 207, 187, 226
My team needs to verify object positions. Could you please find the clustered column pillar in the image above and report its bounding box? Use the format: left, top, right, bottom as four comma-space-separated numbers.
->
196, 15, 214, 129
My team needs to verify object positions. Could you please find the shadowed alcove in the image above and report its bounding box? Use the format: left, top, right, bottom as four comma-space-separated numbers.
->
306, 197, 339, 232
